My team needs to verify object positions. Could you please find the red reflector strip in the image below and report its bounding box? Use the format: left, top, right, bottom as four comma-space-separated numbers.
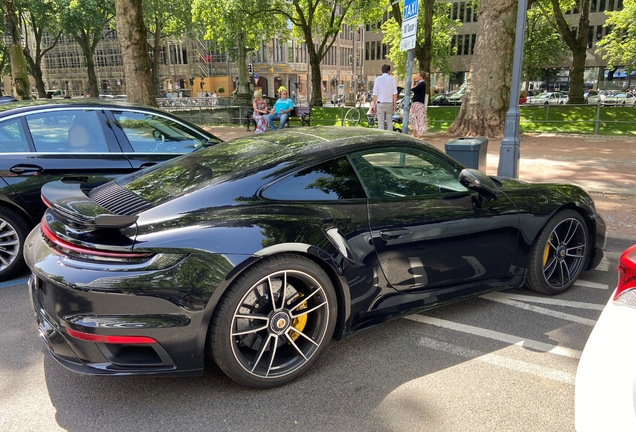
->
40, 221, 150, 259
66, 328, 157, 344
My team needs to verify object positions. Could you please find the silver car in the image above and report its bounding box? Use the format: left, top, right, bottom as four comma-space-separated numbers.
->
600, 92, 636, 107
525, 91, 567, 105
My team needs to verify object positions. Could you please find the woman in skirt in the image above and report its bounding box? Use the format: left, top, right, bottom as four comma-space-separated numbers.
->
409, 72, 428, 139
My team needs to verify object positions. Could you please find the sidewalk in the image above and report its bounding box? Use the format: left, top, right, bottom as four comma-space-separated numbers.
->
207, 126, 636, 244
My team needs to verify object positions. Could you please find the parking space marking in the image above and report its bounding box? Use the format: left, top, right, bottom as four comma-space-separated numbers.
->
572, 279, 609, 290
405, 314, 582, 359
484, 292, 605, 310
595, 257, 610, 272
481, 293, 598, 325
417, 336, 575, 384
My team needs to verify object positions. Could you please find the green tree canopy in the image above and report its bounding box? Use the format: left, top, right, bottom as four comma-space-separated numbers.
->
596, 0, 636, 73
57, 0, 116, 97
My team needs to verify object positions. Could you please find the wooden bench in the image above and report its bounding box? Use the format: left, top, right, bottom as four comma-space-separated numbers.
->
245, 106, 311, 131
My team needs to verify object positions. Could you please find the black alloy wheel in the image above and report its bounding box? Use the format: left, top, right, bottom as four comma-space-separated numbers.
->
208, 254, 337, 388
525, 210, 589, 295
0, 206, 30, 281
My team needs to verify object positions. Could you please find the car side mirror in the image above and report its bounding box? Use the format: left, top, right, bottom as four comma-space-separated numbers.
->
459, 168, 498, 200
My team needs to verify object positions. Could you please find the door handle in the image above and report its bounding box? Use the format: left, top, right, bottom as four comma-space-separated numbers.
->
139, 162, 157, 169
9, 164, 43, 175
379, 228, 412, 240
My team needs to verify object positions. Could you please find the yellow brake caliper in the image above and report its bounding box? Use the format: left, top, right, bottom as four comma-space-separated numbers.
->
543, 236, 552, 266
289, 293, 307, 342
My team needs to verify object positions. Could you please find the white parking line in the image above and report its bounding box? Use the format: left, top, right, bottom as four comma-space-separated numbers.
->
482, 292, 605, 310
417, 336, 575, 384
595, 256, 610, 272
573, 279, 609, 290
405, 314, 582, 359
480, 293, 599, 325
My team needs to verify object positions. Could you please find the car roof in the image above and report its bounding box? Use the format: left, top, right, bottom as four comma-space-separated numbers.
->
0, 99, 169, 118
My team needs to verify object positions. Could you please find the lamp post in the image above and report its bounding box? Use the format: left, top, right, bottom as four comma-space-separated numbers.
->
497, 0, 528, 178
3, 1, 31, 100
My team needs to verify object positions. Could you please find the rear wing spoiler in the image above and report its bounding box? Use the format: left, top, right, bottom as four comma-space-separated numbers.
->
41, 181, 138, 229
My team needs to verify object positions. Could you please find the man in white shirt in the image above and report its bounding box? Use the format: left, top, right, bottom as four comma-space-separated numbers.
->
371, 64, 398, 130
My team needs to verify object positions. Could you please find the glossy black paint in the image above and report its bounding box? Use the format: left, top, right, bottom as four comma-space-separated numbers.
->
24, 127, 606, 378
0, 101, 219, 227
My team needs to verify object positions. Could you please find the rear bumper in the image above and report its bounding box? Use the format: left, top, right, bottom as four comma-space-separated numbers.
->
29, 274, 202, 377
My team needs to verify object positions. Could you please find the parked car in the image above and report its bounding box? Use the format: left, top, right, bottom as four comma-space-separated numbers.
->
525, 91, 568, 105
446, 84, 466, 105
575, 244, 636, 431
429, 93, 452, 105
519, 93, 527, 105
24, 127, 606, 388
584, 89, 600, 104
0, 100, 222, 281
600, 91, 636, 107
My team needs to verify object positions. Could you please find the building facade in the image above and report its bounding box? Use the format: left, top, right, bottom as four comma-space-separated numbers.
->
6, 2, 627, 101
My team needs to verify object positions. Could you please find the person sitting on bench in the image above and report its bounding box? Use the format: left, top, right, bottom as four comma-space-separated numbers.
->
265, 86, 294, 130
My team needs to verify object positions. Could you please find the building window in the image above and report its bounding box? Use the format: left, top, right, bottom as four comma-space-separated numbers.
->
459, 2, 465, 22
376, 42, 381, 59
451, 35, 457, 55
590, 0, 597, 12
471, 34, 476, 54
371, 41, 376, 60
587, 26, 594, 48
452, 2, 458, 20
382, 43, 387, 59
365, 41, 369, 60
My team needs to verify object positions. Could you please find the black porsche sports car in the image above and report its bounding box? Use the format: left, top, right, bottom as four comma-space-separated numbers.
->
25, 127, 606, 388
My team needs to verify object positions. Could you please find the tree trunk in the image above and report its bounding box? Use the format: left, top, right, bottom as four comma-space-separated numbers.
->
447, 0, 517, 138
414, 0, 434, 83
115, 0, 156, 106
233, 32, 252, 105
306, 42, 323, 107
550, 0, 590, 105
151, 15, 163, 95
24, 49, 45, 97
3, 0, 31, 99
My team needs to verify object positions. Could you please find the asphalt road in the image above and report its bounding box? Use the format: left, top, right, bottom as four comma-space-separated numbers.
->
0, 247, 620, 432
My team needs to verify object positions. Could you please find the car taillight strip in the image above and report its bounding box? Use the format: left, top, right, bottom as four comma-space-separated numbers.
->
40, 222, 150, 259
66, 328, 157, 344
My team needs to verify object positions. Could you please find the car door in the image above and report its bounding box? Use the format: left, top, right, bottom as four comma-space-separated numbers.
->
0, 108, 133, 221
105, 108, 214, 170
350, 146, 520, 293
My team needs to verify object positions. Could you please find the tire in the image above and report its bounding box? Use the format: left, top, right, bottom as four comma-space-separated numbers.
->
344, 108, 360, 127
0, 206, 30, 281
525, 210, 589, 295
208, 253, 337, 388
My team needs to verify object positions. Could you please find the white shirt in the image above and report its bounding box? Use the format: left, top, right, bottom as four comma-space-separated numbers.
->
373, 73, 397, 103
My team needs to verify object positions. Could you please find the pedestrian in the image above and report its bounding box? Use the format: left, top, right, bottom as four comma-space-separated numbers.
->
371, 64, 398, 131
251, 90, 269, 134
409, 71, 428, 139
265, 86, 294, 130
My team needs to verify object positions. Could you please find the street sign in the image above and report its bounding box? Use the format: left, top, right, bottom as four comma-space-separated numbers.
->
400, 0, 418, 52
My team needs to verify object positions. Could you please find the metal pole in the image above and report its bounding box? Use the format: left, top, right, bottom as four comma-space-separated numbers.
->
402, 49, 414, 134
497, 0, 528, 178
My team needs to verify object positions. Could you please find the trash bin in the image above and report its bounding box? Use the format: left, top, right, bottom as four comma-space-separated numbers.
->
444, 137, 488, 171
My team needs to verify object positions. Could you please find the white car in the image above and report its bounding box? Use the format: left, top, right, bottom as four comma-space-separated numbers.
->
575, 245, 636, 432
584, 90, 600, 104
600, 92, 636, 107
525, 91, 567, 105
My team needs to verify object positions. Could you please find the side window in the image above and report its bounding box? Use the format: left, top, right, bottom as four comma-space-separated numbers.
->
25, 110, 108, 153
262, 156, 366, 200
112, 111, 208, 153
350, 148, 467, 198
0, 118, 29, 152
